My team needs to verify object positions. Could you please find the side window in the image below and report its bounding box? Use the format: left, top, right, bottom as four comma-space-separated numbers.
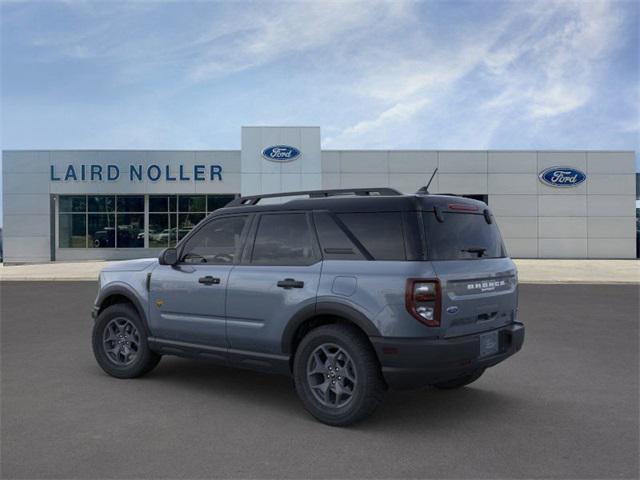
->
313, 212, 365, 260
181, 216, 248, 264
337, 212, 406, 260
251, 213, 317, 266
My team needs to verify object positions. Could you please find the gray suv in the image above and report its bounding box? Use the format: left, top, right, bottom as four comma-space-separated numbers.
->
92, 188, 524, 426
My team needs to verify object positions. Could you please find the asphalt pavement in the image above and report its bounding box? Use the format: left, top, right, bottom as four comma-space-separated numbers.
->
1, 282, 638, 479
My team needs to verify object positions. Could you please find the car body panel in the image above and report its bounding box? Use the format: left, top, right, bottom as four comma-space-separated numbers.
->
148, 263, 233, 347
319, 260, 440, 338
101, 257, 157, 272
95, 269, 154, 333
432, 258, 518, 338
226, 263, 322, 355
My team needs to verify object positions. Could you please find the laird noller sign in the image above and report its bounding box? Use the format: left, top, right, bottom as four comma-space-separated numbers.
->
50, 163, 224, 182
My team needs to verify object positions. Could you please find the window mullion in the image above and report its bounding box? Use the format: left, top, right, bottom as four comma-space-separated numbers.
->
114, 195, 118, 249
85, 195, 88, 249
144, 195, 149, 249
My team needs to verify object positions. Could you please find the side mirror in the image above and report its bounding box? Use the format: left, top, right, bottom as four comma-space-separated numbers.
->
159, 247, 178, 266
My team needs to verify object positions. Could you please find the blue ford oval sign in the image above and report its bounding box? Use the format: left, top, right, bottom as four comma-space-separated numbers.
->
261, 145, 301, 162
538, 166, 586, 188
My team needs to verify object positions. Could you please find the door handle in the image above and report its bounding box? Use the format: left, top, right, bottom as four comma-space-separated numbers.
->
277, 278, 304, 289
198, 276, 221, 285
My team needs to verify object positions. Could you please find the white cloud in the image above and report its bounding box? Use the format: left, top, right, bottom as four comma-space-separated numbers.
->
325, 0, 628, 147
3, 0, 636, 153
190, 1, 412, 80
22, 0, 414, 81
512, 0, 623, 118
324, 39, 499, 146
333, 98, 430, 140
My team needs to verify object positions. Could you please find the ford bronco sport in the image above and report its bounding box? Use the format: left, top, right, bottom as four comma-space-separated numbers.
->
92, 188, 524, 426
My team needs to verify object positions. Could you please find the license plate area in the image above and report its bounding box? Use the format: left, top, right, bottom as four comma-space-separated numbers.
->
479, 331, 499, 358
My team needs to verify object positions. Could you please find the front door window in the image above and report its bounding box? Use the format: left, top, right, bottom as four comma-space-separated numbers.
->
181, 216, 248, 265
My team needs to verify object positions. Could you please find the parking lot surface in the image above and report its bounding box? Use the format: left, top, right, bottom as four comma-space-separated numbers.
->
1, 282, 638, 479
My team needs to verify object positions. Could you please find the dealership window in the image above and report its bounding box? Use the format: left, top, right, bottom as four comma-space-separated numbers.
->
59, 195, 86, 213
59, 195, 135, 248
148, 194, 236, 247
59, 196, 87, 247
207, 195, 235, 211
178, 195, 207, 242
115, 196, 144, 248
149, 196, 177, 249
59, 194, 236, 249
53, 193, 238, 250
86, 196, 115, 248
59, 194, 237, 249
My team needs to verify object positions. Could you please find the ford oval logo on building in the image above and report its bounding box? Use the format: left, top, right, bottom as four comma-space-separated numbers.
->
261, 145, 301, 162
538, 166, 586, 188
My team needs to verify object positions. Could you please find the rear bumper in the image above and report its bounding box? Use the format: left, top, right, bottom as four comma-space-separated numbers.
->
371, 323, 524, 390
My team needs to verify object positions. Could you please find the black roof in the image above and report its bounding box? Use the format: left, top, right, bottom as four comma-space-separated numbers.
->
216, 188, 488, 215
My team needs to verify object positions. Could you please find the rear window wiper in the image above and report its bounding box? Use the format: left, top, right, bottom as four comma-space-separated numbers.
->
461, 247, 487, 257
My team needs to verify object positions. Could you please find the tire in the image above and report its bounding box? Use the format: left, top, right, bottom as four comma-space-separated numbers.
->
432, 368, 485, 390
293, 324, 385, 426
92, 303, 161, 379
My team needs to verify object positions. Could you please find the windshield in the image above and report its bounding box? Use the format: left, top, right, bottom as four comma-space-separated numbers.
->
423, 211, 506, 260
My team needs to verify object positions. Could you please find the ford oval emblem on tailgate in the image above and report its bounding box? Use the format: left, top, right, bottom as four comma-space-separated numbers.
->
446, 306, 459, 314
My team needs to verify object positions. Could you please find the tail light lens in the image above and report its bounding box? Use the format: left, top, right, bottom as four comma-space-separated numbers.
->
405, 279, 441, 327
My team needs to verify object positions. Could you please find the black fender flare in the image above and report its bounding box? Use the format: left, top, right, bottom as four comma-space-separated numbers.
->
95, 284, 151, 336
281, 301, 381, 354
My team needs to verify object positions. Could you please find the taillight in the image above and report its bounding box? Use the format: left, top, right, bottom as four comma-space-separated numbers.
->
405, 279, 441, 327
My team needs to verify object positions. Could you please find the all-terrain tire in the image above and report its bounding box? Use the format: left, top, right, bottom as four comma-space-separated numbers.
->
293, 324, 385, 426
92, 303, 161, 379
432, 368, 485, 390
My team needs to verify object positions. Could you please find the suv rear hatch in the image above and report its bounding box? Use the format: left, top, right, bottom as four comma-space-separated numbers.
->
422, 205, 517, 339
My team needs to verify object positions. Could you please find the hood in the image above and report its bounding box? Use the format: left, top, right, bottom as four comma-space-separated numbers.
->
101, 258, 158, 273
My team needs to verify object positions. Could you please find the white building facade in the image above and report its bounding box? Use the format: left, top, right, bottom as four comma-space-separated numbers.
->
2, 126, 637, 263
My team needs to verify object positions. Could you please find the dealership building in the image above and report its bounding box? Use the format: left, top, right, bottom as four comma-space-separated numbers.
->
1, 126, 637, 263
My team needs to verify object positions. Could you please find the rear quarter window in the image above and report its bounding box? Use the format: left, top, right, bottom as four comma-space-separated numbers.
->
313, 212, 365, 260
423, 211, 506, 260
337, 212, 406, 260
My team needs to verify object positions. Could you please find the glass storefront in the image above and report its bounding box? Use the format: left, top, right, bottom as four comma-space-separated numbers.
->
58, 194, 236, 249
58, 213, 86, 248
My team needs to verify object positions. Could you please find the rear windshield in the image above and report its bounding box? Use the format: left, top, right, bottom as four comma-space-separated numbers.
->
423, 212, 506, 260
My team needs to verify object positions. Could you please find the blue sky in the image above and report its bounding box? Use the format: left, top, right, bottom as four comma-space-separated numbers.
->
1, 0, 639, 224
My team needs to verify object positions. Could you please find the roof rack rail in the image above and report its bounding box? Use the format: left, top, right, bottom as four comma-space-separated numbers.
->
227, 187, 402, 207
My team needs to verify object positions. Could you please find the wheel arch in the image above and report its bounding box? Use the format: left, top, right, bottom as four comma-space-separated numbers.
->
95, 285, 150, 336
282, 302, 381, 358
